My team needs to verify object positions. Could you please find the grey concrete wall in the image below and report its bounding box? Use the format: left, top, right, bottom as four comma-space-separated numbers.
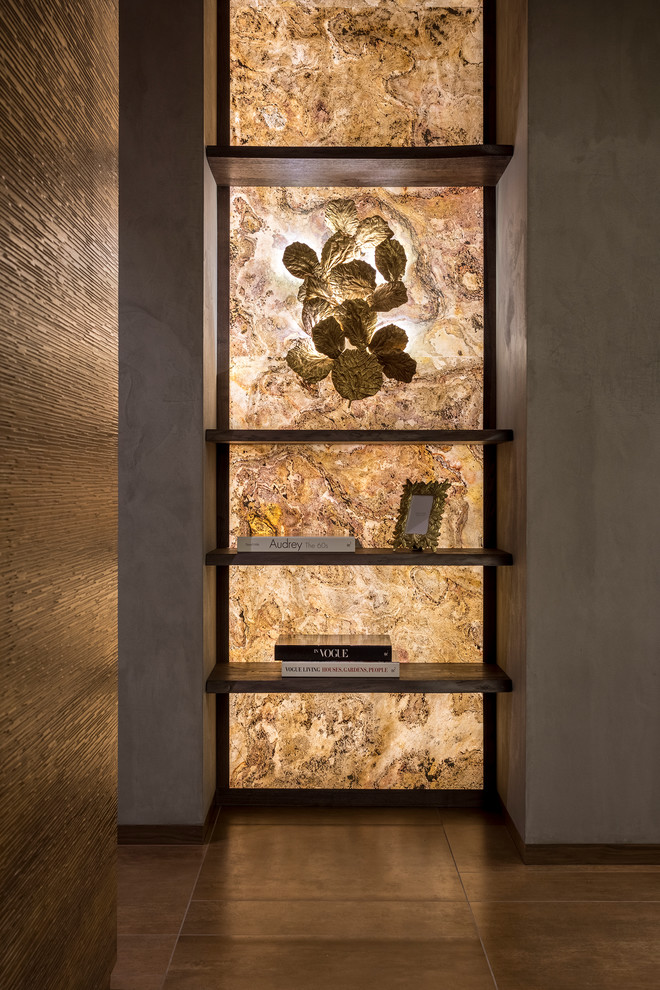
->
522, 0, 660, 842
495, 0, 528, 838
119, 0, 216, 825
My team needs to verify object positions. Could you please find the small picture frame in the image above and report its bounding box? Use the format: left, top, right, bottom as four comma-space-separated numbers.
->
391, 479, 451, 552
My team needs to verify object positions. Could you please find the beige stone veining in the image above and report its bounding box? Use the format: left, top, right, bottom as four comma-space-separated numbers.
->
230, 186, 484, 429
229, 443, 483, 548
229, 565, 483, 663
230, 0, 483, 146
230, 692, 483, 789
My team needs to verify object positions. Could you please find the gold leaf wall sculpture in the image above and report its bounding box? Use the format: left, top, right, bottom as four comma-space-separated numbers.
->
230, 186, 484, 429
282, 198, 417, 403
230, 1, 483, 147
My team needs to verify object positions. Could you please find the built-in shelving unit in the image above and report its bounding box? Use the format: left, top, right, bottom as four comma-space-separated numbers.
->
207, 1, 512, 804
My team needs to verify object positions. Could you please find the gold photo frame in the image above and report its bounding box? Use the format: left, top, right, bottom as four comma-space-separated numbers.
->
391, 479, 451, 552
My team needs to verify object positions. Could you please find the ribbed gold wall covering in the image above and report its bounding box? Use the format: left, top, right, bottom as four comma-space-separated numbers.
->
0, 1, 118, 986
230, 0, 483, 146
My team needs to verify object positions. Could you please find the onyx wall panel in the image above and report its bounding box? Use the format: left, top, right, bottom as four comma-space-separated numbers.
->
230, 0, 483, 147
0, 1, 118, 987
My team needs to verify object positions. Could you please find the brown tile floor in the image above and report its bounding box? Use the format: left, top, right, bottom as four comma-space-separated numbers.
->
111, 808, 660, 990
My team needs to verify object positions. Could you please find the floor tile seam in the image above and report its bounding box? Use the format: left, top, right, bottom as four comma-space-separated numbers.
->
189, 895, 467, 902
116, 934, 182, 940
445, 828, 501, 990
159, 829, 217, 990
466, 899, 660, 906
458, 867, 660, 874
172, 934, 491, 943
169, 934, 492, 943
186, 897, 473, 903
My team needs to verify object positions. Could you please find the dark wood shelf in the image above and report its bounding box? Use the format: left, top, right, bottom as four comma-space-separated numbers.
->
206, 661, 512, 694
207, 428, 513, 445
206, 547, 512, 566
206, 144, 513, 187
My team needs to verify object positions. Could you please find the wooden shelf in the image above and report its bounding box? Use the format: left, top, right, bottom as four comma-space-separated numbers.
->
206, 662, 512, 694
207, 429, 513, 445
206, 548, 512, 566
206, 144, 513, 187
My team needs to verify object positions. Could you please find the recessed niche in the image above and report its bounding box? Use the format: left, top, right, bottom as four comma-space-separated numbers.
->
229, 443, 483, 548
230, 0, 483, 147
230, 186, 484, 430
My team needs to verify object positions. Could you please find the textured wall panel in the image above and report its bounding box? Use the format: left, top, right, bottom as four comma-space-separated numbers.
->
0, 1, 118, 987
230, 186, 483, 429
229, 443, 483, 548
230, 0, 483, 147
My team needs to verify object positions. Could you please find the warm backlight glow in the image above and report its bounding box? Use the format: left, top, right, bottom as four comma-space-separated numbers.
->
229, 565, 483, 664
229, 443, 483, 548
230, 0, 483, 147
230, 692, 483, 789
230, 186, 484, 430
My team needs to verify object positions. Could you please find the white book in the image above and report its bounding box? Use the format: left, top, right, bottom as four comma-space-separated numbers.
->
237, 536, 355, 553
282, 661, 400, 677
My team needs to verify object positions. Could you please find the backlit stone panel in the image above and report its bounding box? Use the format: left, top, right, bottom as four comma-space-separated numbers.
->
230, 186, 483, 429
229, 565, 483, 664
229, 443, 483, 548
230, 692, 483, 789
230, 0, 483, 146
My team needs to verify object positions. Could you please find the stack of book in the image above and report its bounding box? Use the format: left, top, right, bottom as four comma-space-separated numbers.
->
276, 634, 399, 677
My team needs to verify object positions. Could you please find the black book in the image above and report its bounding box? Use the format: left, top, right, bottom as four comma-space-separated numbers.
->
275, 634, 392, 662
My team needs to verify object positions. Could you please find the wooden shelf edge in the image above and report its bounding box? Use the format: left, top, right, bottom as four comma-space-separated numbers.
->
206, 662, 512, 695
206, 144, 513, 187
206, 429, 514, 445
214, 788, 488, 807
206, 548, 513, 566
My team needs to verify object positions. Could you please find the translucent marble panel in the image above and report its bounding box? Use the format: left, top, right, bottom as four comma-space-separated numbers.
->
229, 444, 483, 548
230, 692, 483, 789
230, 1, 483, 147
229, 566, 483, 664
230, 187, 483, 429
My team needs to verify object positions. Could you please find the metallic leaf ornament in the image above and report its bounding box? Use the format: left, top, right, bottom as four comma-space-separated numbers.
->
285, 341, 334, 383
335, 299, 377, 348
325, 198, 360, 236
332, 349, 383, 402
327, 260, 377, 299
368, 280, 408, 312
312, 316, 345, 359
283, 198, 417, 403
375, 238, 407, 282
369, 323, 408, 354
283, 241, 319, 279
